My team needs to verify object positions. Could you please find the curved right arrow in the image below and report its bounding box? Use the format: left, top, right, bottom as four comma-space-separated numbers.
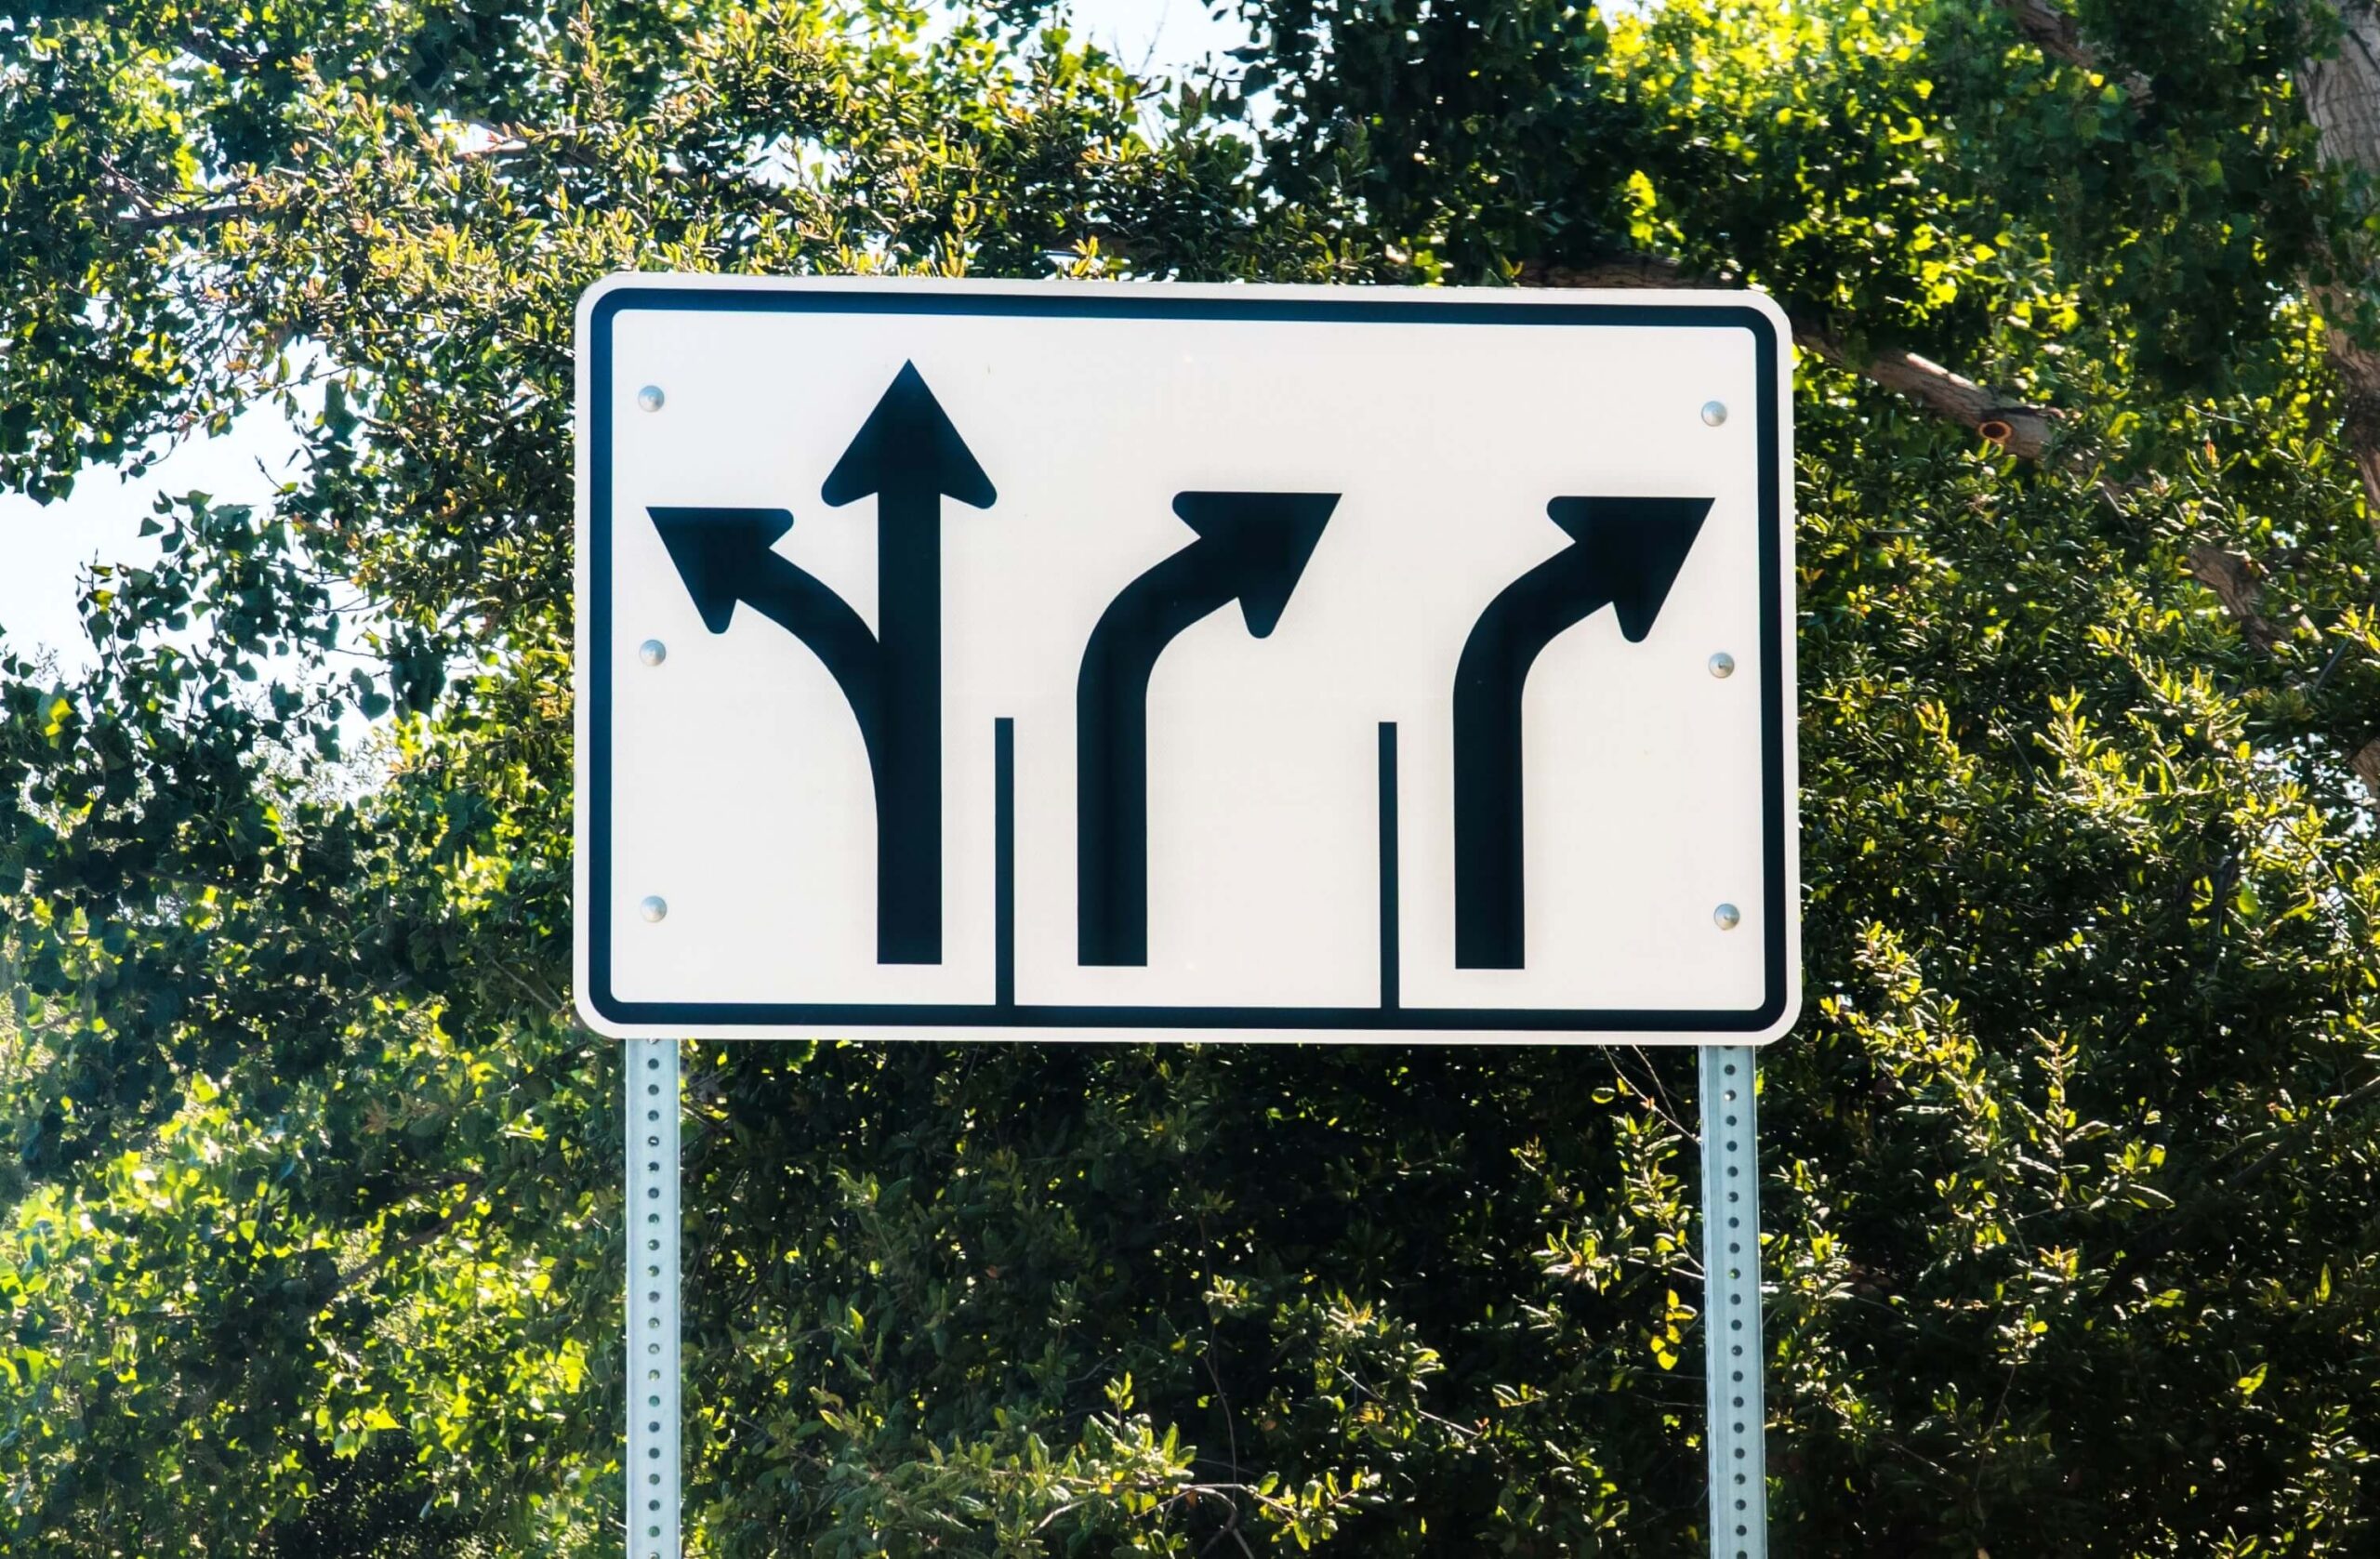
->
1453, 495, 1714, 970
1077, 491, 1338, 967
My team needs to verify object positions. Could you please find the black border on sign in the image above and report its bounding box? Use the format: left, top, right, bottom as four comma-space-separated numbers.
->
584, 284, 1790, 1034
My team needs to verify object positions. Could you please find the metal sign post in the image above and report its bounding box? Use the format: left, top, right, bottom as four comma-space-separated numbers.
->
576, 275, 1796, 1554
1700, 1046, 1767, 1558
619, 1044, 1766, 1555
625, 1038, 681, 1559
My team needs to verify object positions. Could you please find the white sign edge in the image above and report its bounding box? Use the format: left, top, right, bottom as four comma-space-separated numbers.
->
570, 272, 1801, 1046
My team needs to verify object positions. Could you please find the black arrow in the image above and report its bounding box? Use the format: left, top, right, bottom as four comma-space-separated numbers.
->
1453, 495, 1713, 970
812, 362, 994, 963
1076, 491, 1338, 966
650, 503, 899, 929
648, 364, 993, 966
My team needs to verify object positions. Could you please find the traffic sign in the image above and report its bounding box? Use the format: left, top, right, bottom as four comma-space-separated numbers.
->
574, 276, 1796, 1042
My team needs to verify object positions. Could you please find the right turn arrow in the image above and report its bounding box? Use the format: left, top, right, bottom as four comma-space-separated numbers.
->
1453, 495, 1713, 970
1076, 491, 1339, 967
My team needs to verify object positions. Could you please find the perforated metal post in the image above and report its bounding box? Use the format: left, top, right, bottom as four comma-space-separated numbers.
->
1700, 1045, 1767, 1559
627, 1039, 681, 1558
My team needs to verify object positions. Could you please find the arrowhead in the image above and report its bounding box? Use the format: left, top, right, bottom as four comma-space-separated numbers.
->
1170, 491, 1339, 638
820, 362, 997, 509
1545, 496, 1714, 641
650, 507, 794, 633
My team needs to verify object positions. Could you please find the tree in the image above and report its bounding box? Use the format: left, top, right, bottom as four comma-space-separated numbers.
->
3, 0, 2377, 1553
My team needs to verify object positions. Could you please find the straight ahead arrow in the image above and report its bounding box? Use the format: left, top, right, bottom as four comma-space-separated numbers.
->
1076, 491, 1338, 967
820, 363, 996, 965
1453, 495, 1713, 970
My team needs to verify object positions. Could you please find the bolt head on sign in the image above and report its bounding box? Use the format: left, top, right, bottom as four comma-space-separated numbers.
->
574, 276, 1797, 1043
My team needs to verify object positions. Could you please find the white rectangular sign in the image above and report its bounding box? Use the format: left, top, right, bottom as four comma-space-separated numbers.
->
575, 276, 1796, 1042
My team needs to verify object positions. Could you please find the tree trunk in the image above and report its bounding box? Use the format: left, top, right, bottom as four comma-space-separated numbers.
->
2298, 3, 2380, 526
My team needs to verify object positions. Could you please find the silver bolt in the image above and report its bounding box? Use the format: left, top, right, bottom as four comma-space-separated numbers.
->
639, 895, 668, 923
1709, 651, 1736, 679
1700, 400, 1728, 427
1713, 903, 1741, 931
638, 639, 668, 667
636, 385, 666, 413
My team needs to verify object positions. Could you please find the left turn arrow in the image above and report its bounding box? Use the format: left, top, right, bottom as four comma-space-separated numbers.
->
648, 505, 909, 958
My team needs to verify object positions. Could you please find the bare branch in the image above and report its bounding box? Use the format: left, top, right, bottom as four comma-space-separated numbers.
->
1523, 254, 2369, 798
2355, 736, 2380, 801
1836, 343, 2058, 461
1520, 257, 2059, 459
1996, 0, 2154, 102
2187, 546, 2284, 652
2228, 1069, 2380, 1189
2000, 0, 2094, 72
113, 203, 258, 233
326, 1172, 485, 1303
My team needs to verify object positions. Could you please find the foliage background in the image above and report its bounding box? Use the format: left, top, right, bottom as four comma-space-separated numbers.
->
4, 0, 2379, 1553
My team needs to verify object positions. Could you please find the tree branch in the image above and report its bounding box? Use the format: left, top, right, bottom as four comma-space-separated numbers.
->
1520, 256, 2059, 458
1995, 3, 2380, 781
1519, 254, 2370, 780
2186, 546, 2285, 652
113, 202, 258, 233
2354, 737, 2380, 802
2294, 6, 2380, 531
1996, 0, 2154, 102
2000, 0, 2093, 67
2097, 1066, 2380, 1304
326, 1172, 485, 1304
2228, 1070, 2380, 1190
